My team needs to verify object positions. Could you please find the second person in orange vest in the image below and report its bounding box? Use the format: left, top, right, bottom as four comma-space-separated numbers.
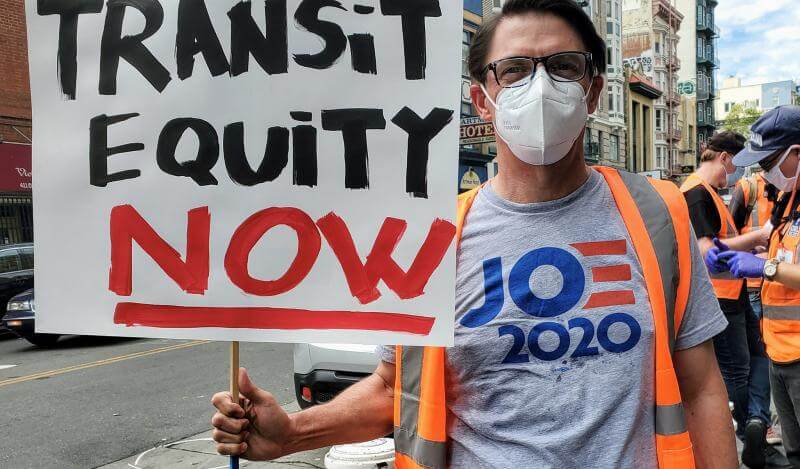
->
711, 106, 800, 468
680, 132, 778, 469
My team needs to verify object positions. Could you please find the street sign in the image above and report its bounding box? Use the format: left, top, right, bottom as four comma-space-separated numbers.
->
459, 168, 482, 190
460, 117, 495, 145
26, 0, 461, 346
678, 81, 696, 96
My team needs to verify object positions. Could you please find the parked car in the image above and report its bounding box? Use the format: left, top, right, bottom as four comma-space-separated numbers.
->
293, 343, 378, 408
0, 243, 33, 316
1, 289, 58, 346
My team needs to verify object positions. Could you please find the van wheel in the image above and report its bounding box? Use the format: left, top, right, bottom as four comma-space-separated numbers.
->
24, 333, 60, 347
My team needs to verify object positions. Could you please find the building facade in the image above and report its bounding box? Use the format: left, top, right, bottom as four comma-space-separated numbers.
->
695, 0, 719, 150
624, 71, 660, 174
716, 77, 799, 121
582, 0, 628, 168
622, 0, 683, 177
459, 0, 496, 192
0, 0, 34, 244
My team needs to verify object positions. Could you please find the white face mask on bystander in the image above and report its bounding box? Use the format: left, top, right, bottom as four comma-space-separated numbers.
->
763, 146, 800, 193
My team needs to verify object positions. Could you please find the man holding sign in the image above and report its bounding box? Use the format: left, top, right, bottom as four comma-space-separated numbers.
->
212, 1, 738, 467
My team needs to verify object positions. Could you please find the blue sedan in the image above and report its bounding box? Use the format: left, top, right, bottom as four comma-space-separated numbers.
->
1, 289, 60, 347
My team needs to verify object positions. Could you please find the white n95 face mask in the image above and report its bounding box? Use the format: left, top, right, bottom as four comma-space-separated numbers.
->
764, 145, 800, 193
482, 70, 590, 166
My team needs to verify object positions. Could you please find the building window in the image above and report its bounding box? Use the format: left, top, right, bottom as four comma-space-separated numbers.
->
598, 131, 604, 159
610, 135, 619, 161
697, 38, 703, 58
607, 21, 613, 34
656, 147, 665, 169
724, 102, 731, 112
461, 102, 472, 117
656, 109, 663, 131
774, 96, 781, 106
462, 30, 473, 78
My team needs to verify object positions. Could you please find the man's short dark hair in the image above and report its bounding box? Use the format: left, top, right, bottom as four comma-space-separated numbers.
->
467, 0, 607, 83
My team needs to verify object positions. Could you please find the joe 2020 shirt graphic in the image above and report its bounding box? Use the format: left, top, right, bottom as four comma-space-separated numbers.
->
381, 170, 726, 468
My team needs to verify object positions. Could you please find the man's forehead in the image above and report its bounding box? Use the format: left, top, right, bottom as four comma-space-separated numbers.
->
487, 13, 586, 62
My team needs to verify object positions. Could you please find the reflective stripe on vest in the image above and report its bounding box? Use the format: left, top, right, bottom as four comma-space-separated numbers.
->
394, 168, 694, 468
680, 173, 744, 299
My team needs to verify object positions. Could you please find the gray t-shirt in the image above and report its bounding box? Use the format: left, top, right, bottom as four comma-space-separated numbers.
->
380, 170, 727, 468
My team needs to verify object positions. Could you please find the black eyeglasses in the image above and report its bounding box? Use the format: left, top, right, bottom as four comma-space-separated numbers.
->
482, 51, 594, 88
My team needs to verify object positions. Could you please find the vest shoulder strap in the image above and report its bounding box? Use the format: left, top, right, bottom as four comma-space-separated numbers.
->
595, 167, 692, 349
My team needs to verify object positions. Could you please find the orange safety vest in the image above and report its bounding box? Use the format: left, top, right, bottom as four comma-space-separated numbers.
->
762, 205, 800, 363
738, 174, 776, 289
680, 173, 745, 300
394, 167, 695, 469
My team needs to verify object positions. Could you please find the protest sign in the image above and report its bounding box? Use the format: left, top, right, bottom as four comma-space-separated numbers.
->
26, 0, 461, 346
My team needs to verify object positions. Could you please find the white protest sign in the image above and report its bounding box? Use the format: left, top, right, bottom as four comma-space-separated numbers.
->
26, 0, 460, 346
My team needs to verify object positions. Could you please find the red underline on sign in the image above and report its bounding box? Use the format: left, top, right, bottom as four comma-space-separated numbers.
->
113, 303, 435, 336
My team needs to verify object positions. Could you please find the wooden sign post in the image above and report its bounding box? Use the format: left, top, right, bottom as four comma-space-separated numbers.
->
230, 341, 240, 469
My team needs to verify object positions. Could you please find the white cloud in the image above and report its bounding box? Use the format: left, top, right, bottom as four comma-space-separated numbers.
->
715, 0, 800, 85
716, 0, 794, 26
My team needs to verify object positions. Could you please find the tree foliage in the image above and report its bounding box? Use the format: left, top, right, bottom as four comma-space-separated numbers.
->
722, 103, 764, 136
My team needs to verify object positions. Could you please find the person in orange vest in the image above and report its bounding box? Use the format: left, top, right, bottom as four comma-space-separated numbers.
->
680, 132, 780, 468
210, 1, 738, 467
729, 171, 786, 451
712, 106, 800, 468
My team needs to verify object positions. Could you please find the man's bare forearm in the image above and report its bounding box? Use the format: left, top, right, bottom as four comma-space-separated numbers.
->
698, 231, 768, 257
283, 364, 395, 455
683, 388, 738, 468
675, 341, 738, 468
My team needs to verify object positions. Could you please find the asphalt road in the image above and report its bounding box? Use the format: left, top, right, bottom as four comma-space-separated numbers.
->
0, 334, 298, 469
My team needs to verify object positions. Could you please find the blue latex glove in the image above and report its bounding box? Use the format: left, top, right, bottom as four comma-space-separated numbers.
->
717, 250, 767, 279
704, 238, 731, 274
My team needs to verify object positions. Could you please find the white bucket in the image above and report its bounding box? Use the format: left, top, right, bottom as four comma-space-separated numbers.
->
324, 438, 395, 469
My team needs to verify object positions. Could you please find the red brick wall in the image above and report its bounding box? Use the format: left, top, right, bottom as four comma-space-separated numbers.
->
0, 0, 32, 143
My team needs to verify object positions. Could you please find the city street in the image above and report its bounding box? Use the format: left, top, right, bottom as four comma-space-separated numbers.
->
0, 335, 311, 468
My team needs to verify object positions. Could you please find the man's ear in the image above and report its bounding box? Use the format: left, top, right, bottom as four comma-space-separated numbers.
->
471, 83, 494, 122
587, 75, 605, 115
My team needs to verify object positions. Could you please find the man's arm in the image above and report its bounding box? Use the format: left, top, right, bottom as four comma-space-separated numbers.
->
770, 262, 800, 290
696, 229, 769, 257
674, 340, 738, 469
286, 361, 395, 454
211, 362, 395, 460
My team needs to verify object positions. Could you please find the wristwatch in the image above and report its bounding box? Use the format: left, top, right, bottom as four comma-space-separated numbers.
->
764, 258, 781, 281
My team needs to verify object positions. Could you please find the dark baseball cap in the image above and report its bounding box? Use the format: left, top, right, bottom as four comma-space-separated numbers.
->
707, 131, 747, 155
733, 105, 800, 167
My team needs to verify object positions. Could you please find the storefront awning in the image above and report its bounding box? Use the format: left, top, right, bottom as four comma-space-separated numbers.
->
0, 143, 32, 192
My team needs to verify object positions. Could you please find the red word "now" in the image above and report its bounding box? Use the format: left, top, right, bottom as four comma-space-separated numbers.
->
109, 205, 456, 335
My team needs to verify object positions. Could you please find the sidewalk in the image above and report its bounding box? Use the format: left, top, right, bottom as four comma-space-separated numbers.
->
99, 403, 329, 469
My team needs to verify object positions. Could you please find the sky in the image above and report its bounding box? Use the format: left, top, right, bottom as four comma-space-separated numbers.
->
716, 0, 800, 86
